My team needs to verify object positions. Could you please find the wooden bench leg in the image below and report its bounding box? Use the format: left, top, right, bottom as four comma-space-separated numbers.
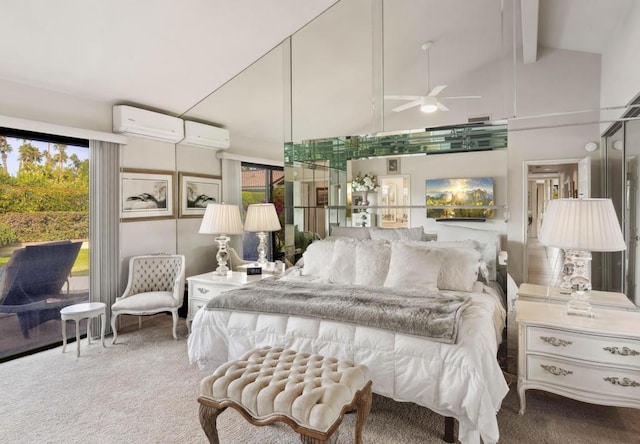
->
199, 402, 226, 444
300, 433, 338, 444
354, 382, 372, 444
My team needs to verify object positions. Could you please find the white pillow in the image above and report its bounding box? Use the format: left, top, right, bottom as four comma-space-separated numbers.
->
301, 240, 336, 279
354, 240, 391, 287
369, 226, 424, 242
437, 225, 500, 280
330, 226, 371, 239
432, 246, 482, 292
369, 228, 399, 241
326, 237, 357, 284
383, 242, 442, 291
406, 241, 483, 291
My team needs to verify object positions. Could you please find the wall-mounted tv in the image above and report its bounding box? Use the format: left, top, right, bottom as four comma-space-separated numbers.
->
425, 177, 495, 219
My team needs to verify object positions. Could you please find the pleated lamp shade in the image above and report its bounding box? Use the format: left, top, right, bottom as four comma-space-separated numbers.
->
538, 198, 626, 252
244, 203, 281, 232
198, 203, 244, 235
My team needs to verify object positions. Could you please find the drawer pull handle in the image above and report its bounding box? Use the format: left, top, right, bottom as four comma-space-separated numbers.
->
603, 377, 640, 387
603, 346, 640, 356
541, 364, 573, 376
197, 288, 210, 294
540, 336, 572, 347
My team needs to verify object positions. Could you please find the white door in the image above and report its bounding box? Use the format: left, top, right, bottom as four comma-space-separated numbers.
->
578, 156, 591, 198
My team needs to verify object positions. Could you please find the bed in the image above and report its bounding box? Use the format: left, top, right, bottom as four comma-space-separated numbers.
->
188, 227, 509, 444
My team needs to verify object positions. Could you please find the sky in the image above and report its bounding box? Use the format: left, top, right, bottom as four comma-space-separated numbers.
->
3, 137, 89, 176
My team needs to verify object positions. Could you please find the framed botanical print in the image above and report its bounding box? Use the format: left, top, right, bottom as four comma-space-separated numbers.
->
178, 172, 222, 217
120, 169, 175, 221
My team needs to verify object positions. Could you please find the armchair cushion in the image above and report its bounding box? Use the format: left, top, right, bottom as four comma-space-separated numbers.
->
112, 291, 178, 311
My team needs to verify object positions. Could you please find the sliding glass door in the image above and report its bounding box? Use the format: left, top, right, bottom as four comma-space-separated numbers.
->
241, 163, 285, 262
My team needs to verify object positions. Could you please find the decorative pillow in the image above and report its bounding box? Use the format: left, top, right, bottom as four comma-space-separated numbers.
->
354, 240, 391, 287
406, 241, 483, 291
383, 242, 442, 291
369, 226, 424, 242
329, 226, 371, 240
436, 225, 501, 280
326, 237, 357, 284
369, 228, 399, 241
432, 246, 482, 292
301, 240, 336, 279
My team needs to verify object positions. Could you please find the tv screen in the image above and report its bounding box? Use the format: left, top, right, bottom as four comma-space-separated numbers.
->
425, 177, 495, 219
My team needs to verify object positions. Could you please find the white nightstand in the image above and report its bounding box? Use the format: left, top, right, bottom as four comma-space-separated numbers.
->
516, 300, 640, 414
186, 271, 271, 332
517, 283, 637, 311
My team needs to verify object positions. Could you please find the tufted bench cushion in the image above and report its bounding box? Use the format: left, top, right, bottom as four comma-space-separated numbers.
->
198, 346, 372, 444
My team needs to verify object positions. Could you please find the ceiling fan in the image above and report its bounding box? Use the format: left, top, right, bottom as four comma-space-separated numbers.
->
385, 41, 481, 113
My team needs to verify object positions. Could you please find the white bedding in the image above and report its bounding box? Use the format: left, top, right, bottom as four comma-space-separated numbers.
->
188, 277, 508, 444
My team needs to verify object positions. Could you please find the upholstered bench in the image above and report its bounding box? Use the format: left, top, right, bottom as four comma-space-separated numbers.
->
197, 347, 372, 444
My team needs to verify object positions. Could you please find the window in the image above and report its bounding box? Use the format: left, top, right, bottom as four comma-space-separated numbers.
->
241, 163, 285, 262
0, 131, 89, 362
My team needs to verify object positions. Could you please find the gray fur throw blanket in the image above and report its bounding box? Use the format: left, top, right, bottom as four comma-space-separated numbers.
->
205, 279, 471, 344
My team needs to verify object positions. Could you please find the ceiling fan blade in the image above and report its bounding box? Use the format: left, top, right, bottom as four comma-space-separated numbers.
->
385, 95, 422, 101
392, 100, 422, 112
440, 95, 482, 100
436, 101, 450, 111
427, 85, 447, 97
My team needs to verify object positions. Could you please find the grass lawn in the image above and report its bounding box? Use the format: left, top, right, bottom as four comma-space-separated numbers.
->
0, 244, 90, 276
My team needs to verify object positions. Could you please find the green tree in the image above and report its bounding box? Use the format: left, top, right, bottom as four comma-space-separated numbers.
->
18, 140, 43, 171
0, 136, 12, 173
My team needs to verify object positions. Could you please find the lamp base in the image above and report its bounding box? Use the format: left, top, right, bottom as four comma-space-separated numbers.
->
215, 235, 231, 276
566, 290, 595, 318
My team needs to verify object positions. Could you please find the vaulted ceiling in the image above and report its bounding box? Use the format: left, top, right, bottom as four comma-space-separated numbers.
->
0, 0, 634, 135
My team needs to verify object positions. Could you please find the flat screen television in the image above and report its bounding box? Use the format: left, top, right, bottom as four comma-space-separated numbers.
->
425, 177, 495, 219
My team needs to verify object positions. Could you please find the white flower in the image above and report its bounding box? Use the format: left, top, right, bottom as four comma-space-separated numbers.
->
351, 173, 379, 192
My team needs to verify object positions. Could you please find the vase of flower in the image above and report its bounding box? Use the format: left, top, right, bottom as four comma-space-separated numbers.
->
352, 172, 379, 208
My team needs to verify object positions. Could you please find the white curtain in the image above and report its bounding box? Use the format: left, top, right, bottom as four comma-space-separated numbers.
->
89, 140, 120, 335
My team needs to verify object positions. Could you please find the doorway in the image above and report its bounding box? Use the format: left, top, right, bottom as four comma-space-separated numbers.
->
524, 159, 584, 285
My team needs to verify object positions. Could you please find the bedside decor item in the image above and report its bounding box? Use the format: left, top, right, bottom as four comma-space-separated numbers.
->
199, 203, 244, 275
244, 203, 281, 266
351, 172, 379, 206
538, 198, 626, 318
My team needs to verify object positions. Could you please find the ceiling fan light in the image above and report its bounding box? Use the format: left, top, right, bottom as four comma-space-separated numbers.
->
420, 97, 438, 113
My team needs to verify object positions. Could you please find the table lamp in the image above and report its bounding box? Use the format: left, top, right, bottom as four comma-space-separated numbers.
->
538, 198, 626, 317
199, 203, 244, 275
243, 203, 281, 266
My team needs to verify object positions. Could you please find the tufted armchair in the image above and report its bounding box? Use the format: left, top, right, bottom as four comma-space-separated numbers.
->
111, 254, 185, 344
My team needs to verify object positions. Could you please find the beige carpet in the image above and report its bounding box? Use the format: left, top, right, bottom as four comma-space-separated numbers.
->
1, 315, 639, 444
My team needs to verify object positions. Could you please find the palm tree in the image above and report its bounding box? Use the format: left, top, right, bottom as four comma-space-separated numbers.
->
0, 136, 12, 173
53, 143, 68, 169
18, 140, 43, 171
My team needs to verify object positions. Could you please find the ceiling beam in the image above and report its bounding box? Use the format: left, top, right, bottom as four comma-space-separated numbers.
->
521, 0, 540, 64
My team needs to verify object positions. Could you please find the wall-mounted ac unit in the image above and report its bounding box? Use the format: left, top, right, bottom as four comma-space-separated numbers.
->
181, 120, 230, 150
113, 105, 184, 143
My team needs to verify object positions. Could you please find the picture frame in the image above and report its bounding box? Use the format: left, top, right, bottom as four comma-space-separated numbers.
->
120, 169, 175, 221
387, 157, 400, 174
178, 172, 222, 218
316, 187, 329, 207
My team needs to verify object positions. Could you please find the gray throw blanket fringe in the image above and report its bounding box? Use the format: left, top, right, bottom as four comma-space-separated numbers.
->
204, 279, 471, 344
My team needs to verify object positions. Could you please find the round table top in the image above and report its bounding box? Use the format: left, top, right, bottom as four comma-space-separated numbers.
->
60, 301, 106, 316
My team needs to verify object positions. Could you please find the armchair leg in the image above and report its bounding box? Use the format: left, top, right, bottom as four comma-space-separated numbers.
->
171, 310, 179, 340
111, 313, 119, 345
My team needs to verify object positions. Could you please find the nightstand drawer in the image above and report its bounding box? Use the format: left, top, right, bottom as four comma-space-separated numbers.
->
527, 326, 640, 369
527, 354, 640, 401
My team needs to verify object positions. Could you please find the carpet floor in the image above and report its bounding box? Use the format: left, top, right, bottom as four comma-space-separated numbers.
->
1, 315, 639, 444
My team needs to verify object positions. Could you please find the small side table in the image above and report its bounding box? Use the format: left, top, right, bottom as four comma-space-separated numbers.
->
60, 302, 106, 357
